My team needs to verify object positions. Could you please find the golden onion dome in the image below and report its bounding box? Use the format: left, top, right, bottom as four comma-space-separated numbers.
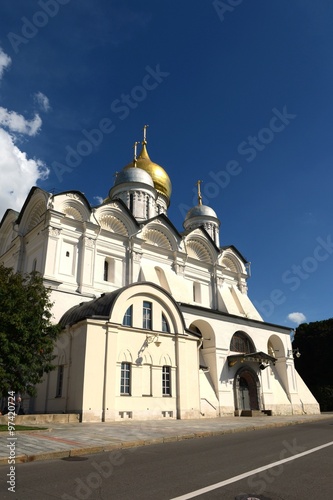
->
124, 143, 172, 205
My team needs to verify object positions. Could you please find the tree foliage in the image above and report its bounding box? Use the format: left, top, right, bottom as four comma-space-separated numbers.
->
293, 318, 333, 411
0, 264, 61, 397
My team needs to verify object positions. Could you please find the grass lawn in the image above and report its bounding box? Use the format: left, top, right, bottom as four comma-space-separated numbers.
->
0, 424, 47, 432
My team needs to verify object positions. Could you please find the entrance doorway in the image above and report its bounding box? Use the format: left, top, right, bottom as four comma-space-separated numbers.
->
239, 376, 251, 410
235, 369, 260, 412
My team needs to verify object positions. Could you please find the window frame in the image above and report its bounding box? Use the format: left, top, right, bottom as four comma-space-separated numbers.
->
230, 331, 255, 354
143, 301, 152, 330
120, 362, 131, 396
162, 365, 171, 396
162, 313, 170, 333
122, 305, 133, 327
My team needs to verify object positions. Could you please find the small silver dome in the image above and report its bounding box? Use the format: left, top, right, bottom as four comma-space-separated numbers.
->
185, 204, 218, 221
113, 167, 154, 188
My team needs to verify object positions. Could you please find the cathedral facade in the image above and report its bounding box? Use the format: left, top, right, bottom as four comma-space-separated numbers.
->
0, 131, 320, 421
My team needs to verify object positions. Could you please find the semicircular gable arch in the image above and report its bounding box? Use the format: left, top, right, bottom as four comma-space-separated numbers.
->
109, 282, 186, 335
54, 193, 91, 222
18, 189, 49, 234
220, 251, 244, 274
0, 210, 18, 254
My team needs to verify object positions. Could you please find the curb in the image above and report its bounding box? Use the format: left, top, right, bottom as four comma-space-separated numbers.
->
0, 415, 331, 466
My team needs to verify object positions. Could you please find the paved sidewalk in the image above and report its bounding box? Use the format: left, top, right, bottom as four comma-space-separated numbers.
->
0, 413, 332, 465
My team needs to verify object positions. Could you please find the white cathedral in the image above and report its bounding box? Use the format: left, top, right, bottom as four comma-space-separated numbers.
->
0, 128, 319, 422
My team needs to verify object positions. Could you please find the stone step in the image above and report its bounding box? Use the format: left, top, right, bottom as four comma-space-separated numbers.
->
239, 410, 272, 417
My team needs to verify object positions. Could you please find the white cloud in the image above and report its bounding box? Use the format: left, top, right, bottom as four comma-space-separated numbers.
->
93, 196, 104, 205
34, 91, 51, 112
0, 128, 49, 219
287, 312, 307, 325
0, 47, 50, 220
0, 107, 42, 136
0, 48, 11, 80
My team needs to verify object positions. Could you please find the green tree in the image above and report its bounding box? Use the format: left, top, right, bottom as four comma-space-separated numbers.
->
293, 318, 333, 411
0, 264, 61, 397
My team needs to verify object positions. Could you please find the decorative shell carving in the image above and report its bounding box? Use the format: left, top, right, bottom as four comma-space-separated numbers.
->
99, 214, 128, 236
186, 239, 211, 263
143, 229, 172, 250
221, 256, 238, 273
63, 205, 83, 221
26, 201, 46, 232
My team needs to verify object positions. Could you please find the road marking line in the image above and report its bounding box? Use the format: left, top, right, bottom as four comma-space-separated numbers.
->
170, 440, 333, 499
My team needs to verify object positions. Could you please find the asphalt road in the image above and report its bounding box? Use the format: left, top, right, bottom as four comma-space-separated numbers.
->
1, 418, 332, 500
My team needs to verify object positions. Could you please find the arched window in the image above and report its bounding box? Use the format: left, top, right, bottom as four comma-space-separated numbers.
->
230, 331, 255, 354
162, 313, 170, 333
122, 306, 133, 327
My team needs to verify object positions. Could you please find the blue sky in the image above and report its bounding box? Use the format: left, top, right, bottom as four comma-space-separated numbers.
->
0, 0, 333, 328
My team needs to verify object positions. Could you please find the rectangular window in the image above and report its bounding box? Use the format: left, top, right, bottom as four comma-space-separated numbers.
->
143, 301, 152, 330
122, 305, 133, 327
104, 260, 109, 281
104, 258, 115, 282
120, 362, 131, 395
193, 282, 201, 303
56, 365, 64, 398
162, 366, 171, 396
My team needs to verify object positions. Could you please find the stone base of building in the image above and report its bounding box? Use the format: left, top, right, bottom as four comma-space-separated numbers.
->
0, 413, 80, 425
79, 407, 202, 422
